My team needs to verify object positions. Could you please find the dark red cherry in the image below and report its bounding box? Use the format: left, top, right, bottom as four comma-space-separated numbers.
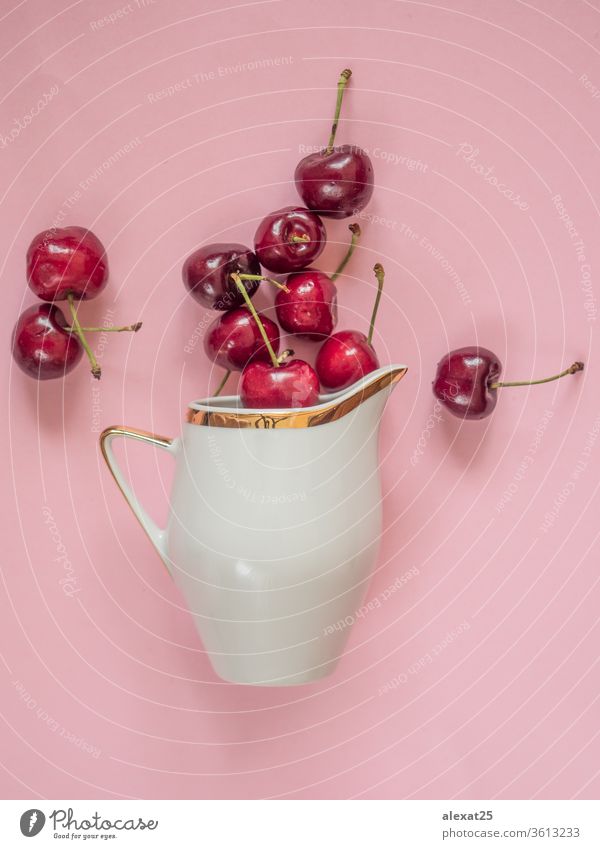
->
26, 226, 108, 302
294, 70, 374, 218
316, 329, 379, 391
240, 359, 320, 409
275, 270, 337, 340
433, 347, 501, 420
295, 144, 374, 219
182, 243, 261, 310
315, 262, 385, 390
12, 304, 83, 380
433, 348, 584, 420
204, 307, 280, 371
254, 206, 326, 273
273, 223, 359, 340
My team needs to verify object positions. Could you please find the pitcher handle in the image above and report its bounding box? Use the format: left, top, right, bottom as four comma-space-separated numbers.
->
100, 426, 178, 573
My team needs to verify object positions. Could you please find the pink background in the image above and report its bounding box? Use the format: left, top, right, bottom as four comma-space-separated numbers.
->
2, 0, 600, 800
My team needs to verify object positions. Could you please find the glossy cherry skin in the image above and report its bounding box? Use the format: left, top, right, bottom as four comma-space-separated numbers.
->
275, 270, 337, 340
182, 243, 261, 310
433, 346, 502, 419
27, 226, 108, 302
204, 307, 280, 371
12, 304, 83, 380
295, 145, 374, 219
316, 330, 379, 390
240, 359, 320, 408
254, 206, 326, 273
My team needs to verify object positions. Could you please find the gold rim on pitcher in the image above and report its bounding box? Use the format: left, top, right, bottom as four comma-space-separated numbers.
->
186, 366, 407, 429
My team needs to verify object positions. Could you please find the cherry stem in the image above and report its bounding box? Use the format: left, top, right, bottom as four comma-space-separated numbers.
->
277, 348, 294, 364
213, 370, 231, 396
331, 223, 361, 282
289, 234, 310, 244
368, 264, 385, 346
67, 322, 142, 333
326, 68, 352, 153
232, 274, 280, 368
490, 361, 584, 390
67, 294, 101, 379
235, 273, 290, 293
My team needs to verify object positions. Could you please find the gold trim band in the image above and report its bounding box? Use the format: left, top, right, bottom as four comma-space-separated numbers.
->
186, 367, 407, 429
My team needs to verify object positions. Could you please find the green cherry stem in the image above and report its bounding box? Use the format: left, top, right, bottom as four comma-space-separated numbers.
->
368, 263, 385, 346
232, 274, 280, 368
235, 273, 290, 293
326, 68, 352, 153
331, 223, 361, 282
289, 234, 310, 244
67, 322, 143, 333
490, 361, 584, 390
213, 370, 231, 396
67, 294, 101, 379
277, 349, 294, 364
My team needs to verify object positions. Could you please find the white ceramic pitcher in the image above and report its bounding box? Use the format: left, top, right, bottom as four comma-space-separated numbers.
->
100, 364, 407, 686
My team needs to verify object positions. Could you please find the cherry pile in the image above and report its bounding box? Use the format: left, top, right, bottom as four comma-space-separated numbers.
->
182, 67, 584, 415
12, 226, 141, 381
183, 69, 381, 409
12, 70, 583, 418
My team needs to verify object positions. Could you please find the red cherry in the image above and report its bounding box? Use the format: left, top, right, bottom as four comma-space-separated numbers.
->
204, 307, 280, 371
183, 243, 261, 310
295, 145, 374, 219
12, 304, 83, 380
316, 330, 379, 391
274, 223, 360, 340
275, 270, 337, 340
433, 348, 584, 420
433, 347, 501, 419
240, 359, 320, 408
27, 226, 108, 302
294, 70, 374, 218
254, 206, 326, 273
315, 262, 385, 390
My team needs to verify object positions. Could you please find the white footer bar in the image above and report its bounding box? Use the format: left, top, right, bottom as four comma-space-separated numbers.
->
0, 800, 598, 848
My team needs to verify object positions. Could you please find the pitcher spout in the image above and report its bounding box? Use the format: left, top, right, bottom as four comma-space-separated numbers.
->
304, 363, 404, 428
325, 363, 407, 407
